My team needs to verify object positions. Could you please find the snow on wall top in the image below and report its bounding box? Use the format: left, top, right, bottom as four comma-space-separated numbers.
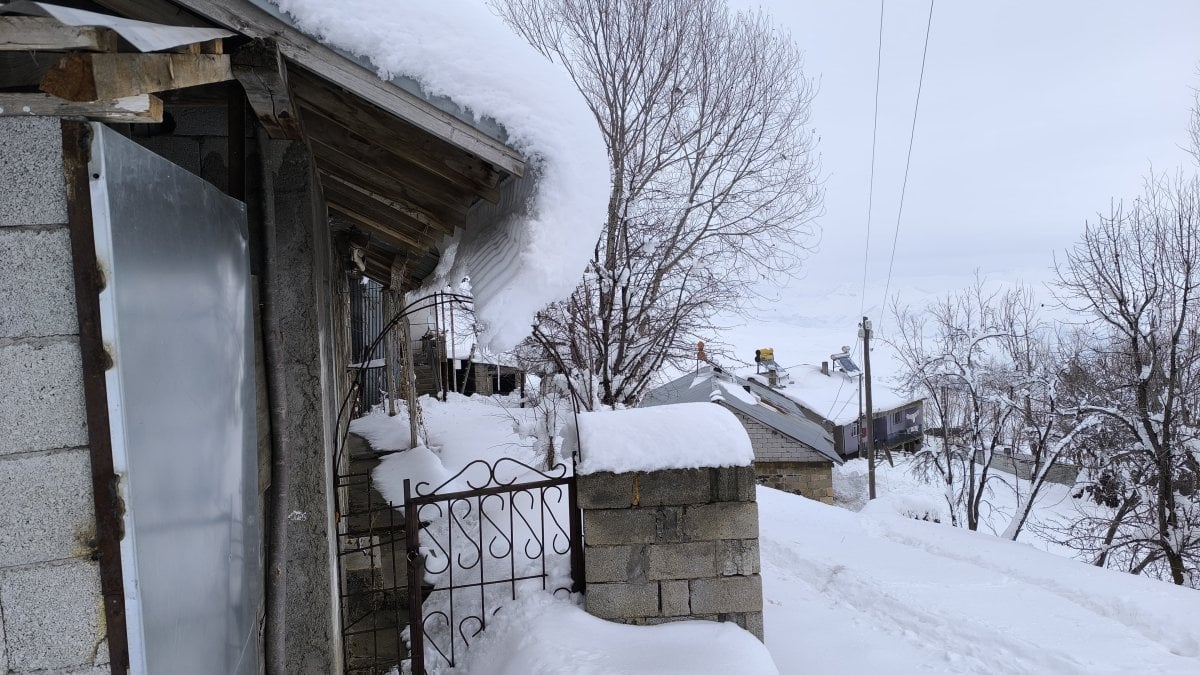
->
566, 403, 754, 475
270, 0, 610, 351
747, 364, 913, 426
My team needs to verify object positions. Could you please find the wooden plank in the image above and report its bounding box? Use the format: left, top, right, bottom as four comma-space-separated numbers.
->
164, 0, 525, 177
232, 39, 301, 139
0, 93, 162, 123
320, 171, 454, 238
303, 110, 492, 208
327, 201, 433, 257
293, 73, 501, 198
40, 53, 232, 102
322, 181, 446, 252
0, 17, 119, 52
308, 136, 470, 230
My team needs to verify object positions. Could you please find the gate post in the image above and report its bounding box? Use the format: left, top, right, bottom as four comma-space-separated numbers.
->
403, 479, 425, 674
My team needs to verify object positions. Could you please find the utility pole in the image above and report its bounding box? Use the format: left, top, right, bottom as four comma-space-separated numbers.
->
861, 317, 877, 500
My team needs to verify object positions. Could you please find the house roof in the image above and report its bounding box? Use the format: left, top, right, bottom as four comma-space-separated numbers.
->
744, 364, 920, 426
641, 368, 841, 464
78, 0, 608, 350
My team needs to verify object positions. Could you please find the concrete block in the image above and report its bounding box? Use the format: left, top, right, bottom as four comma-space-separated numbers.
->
712, 465, 758, 502
578, 472, 636, 509
0, 337, 88, 455
719, 539, 761, 576
0, 559, 103, 672
0, 226, 78, 338
646, 541, 717, 580
585, 582, 659, 620
583, 508, 658, 545
0, 117, 67, 227
636, 469, 711, 506
0, 447, 95, 567
584, 544, 640, 584
168, 105, 228, 136
689, 575, 763, 615
682, 502, 759, 541
660, 579, 690, 616
717, 611, 765, 641
134, 135, 201, 176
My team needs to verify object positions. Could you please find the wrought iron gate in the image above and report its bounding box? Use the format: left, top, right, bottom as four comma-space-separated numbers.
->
404, 458, 584, 673
337, 455, 583, 674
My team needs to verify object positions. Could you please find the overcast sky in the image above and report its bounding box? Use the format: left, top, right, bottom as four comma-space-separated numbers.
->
716, 1, 1200, 365
741, 0, 1200, 288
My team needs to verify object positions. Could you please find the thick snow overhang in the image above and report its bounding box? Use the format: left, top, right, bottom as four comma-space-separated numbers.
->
105, 0, 608, 350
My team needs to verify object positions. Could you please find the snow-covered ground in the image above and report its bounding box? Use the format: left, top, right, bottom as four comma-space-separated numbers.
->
352, 395, 1200, 674
759, 485, 1200, 673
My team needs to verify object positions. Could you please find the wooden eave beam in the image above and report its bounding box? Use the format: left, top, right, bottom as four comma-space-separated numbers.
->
40, 53, 233, 102
231, 39, 301, 140
291, 70, 502, 199
0, 16, 119, 52
0, 93, 162, 123
165, 0, 525, 177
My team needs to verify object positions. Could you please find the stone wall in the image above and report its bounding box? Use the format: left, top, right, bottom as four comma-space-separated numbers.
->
577, 466, 765, 640
729, 408, 830, 464
754, 461, 835, 504
0, 117, 109, 673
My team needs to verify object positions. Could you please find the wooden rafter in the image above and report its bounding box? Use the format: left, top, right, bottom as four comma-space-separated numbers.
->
320, 172, 453, 239
322, 183, 444, 253
290, 67, 503, 198
0, 16, 118, 52
40, 53, 232, 102
0, 93, 161, 122
303, 111, 485, 210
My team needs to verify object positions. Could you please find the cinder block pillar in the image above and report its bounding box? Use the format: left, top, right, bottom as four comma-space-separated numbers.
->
259, 136, 338, 675
577, 466, 765, 640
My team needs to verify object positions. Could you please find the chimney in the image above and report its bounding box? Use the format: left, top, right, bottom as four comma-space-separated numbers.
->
821, 361, 829, 376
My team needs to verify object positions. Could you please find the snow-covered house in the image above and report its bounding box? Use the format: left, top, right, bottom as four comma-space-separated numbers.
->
0, 1, 606, 673
747, 363, 925, 459
642, 367, 843, 503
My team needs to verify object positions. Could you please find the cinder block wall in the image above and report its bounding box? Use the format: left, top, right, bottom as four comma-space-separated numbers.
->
578, 466, 765, 640
726, 409, 835, 503
754, 461, 834, 504
0, 118, 108, 673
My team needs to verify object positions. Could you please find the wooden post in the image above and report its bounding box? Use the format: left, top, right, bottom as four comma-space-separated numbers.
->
401, 315, 420, 450
383, 290, 396, 417
862, 317, 877, 500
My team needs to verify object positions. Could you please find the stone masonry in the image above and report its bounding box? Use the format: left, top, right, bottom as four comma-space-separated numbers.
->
729, 409, 835, 504
578, 466, 765, 640
0, 117, 108, 673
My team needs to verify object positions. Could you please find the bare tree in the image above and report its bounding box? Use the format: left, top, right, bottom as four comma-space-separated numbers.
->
890, 277, 1015, 531
1054, 172, 1200, 586
495, 0, 821, 408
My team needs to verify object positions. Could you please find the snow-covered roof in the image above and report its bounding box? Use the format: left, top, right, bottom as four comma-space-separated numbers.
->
642, 368, 840, 464
267, 0, 610, 351
566, 403, 754, 475
745, 364, 917, 426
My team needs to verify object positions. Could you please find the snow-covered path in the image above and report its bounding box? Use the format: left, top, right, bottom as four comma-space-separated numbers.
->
759, 487, 1200, 674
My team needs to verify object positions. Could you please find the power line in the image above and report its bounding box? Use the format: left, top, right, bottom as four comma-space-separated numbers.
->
858, 0, 886, 322
834, 0, 888, 423
880, 0, 936, 313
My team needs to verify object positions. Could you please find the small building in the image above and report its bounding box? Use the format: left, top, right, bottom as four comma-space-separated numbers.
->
642, 367, 842, 504
747, 362, 925, 460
